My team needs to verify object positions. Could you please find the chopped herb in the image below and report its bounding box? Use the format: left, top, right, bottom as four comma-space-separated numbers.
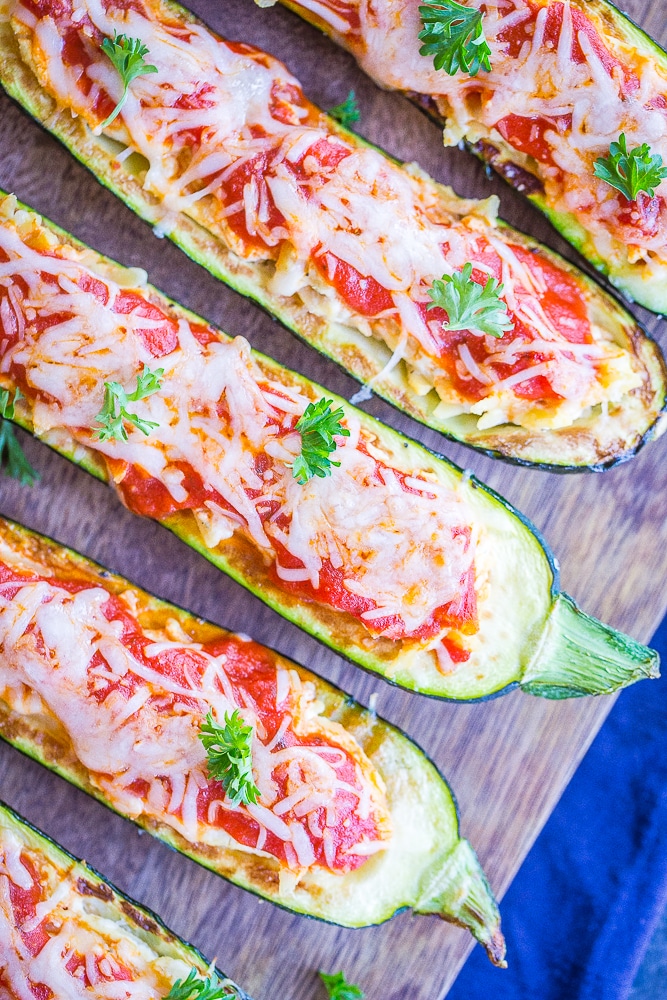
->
100, 32, 158, 129
0, 388, 39, 486
293, 398, 350, 485
594, 133, 667, 202
427, 262, 513, 338
164, 967, 240, 1000
319, 971, 365, 1000
328, 90, 361, 129
418, 1, 492, 77
93, 365, 164, 442
198, 709, 260, 807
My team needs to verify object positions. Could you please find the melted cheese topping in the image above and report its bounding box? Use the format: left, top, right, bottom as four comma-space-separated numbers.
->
0, 550, 392, 875
0, 196, 476, 649
291, 0, 667, 278
2, 0, 643, 429
0, 824, 229, 996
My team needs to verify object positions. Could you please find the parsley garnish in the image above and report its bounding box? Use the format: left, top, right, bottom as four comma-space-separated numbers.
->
593, 133, 667, 202
292, 398, 350, 485
328, 90, 361, 129
198, 709, 260, 807
418, 1, 492, 77
0, 388, 39, 486
427, 262, 513, 338
93, 365, 164, 442
100, 31, 158, 129
319, 971, 364, 1000
164, 968, 240, 1000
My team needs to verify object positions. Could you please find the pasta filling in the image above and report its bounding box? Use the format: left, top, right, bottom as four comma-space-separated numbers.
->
0, 823, 237, 997
1, 0, 643, 430
286, 0, 667, 280
0, 195, 478, 664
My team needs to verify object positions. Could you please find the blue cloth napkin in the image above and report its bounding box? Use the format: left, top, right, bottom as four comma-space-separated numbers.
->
449, 617, 667, 1000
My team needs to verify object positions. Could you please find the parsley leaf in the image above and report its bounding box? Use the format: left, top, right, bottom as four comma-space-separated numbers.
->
328, 90, 361, 129
319, 971, 364, 1000
593, 133, 667, 202
418, 1, 492, 77
100, 32, 158, 129
198, 709, 260, 807
164, 967, 240, 1000
130, 365, 165, 399
93, 365, 164, 442
0, 387, 25, 423
292, 398, 350, 485
0, 388, 39, 486
427, 262, 513, 338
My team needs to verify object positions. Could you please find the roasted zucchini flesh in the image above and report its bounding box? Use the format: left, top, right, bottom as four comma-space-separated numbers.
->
0, 517, 505, 963
0, 801, 251, 997
278, 0, 667, 316
0, 193, 659, 701
0, 0, 665, 467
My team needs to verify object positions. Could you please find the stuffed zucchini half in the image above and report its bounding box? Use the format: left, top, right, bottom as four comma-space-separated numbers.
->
0, 802, 252, 998
0, 193, 658, 702
0, 0, 665, 470
276, 0, 667, 316
0, 518, 506, 963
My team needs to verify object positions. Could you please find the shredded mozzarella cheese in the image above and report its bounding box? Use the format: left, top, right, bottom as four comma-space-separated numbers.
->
0, 825, 214, 996
0, 560, 391, 875
0, 203, 477, 637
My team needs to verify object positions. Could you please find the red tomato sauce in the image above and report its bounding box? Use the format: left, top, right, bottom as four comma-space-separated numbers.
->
0, 257, 201, 375
112, 290, 180, 357
269, 534, 476, 645
495, 2, 643, 172
296, 0, 361, 36
422, 243, 591, 402
312, 250, 394, 317
497, 1, 633, 82
2, 839, 132, 989
495, 112, 572, 167
6, 855, 51, 958
218, 135, 351, 252
65, 953, 133, 985
104, 431, 478, 644
14, 0, 598, 411
0, 563, 384, 873
2, 225, 482, 647
616, 190, 664, 237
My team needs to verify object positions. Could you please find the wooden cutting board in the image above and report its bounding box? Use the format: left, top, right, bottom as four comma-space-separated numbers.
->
1, 1, 666, 996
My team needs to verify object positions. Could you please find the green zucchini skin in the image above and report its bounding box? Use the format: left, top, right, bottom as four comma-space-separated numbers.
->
0, 800, 252, 996
279, 0, 667, 317
0, 1, 665, 471
0, 516, 505, 964
0, 192, 659, 702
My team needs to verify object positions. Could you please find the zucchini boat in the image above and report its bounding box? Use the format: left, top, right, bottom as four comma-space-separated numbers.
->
0, 0, 665, 469
0, 801, 251, 998
0, 192, 659, 701
276, 0, 667, 315
0, 517, 506, 963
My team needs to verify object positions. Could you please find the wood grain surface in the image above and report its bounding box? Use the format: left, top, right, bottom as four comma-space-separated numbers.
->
1, 1, 666, 997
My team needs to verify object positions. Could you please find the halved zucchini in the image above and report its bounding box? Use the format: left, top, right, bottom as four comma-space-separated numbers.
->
277, 0, 667, 316
0, 800, 252, 996
0, 0, 665, 469
0, 192, 658, 702
0, 516, 505, 963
